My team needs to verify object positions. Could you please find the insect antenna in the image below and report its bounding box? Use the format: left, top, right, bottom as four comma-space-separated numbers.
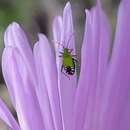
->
66, 32, 75, 49
52, 40, 65, 48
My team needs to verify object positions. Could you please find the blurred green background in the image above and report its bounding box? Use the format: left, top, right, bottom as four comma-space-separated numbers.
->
0, 0, 120, 129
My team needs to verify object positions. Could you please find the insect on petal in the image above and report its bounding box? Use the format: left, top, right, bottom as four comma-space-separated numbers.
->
54, 2, 77, 130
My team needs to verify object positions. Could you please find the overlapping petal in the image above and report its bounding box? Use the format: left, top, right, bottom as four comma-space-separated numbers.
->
53, 2, 77, 130
4, 23, 37, 108
53, 16, 63, 53
34, 42, 54, 130
2, 47, 44, 130
0, 98, 19, 130
73, 1, 111, 130
34, 34, 63, 130
101, 0, 130, 129
73, 9, 92, 130
4, 22, 35, 78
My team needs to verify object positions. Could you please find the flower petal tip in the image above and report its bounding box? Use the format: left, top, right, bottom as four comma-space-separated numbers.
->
66, 1, 71, 7
64, 1, 71, 12
85, 9, 89, 15
38, 33, 49, 45
96, 0, 101, 7
38, 33, 46, 41
85, 9, 91, 23
11, 22, 20, 28
53, 16, 62, 24
6, 22, 20, 32
4, 22, 21, 47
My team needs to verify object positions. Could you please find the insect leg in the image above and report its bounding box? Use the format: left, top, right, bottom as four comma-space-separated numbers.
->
73, 58, 80, 70
72, 55, 77, 58
69, 49, 73, 53
73, 58, 78, 63
61, 64, 64, 73
62, 72, 70, 80
61, 65, 70, 80
59, 52, 63, 54
52, 40, 65, 48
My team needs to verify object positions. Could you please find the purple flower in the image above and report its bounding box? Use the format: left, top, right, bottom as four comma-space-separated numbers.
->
1, 0, 130, 130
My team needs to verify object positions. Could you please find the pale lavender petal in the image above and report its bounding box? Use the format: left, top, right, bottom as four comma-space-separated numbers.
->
33, 42, 55, 130
74, 3, 111, 129
101, 0, 130, 130
4, 23, 37, 108
83, 6, 111, 130
90, 3, 111, 130
82, 6, 108, 130
62, 2, 75, 50
52, 16, 63, 69
36, 34, 63, 130
54, 2, 77, 130
4, 22, 32, 57
53, 16, 63, 48
0, 98, 19, 130
2, 47, 44, 130
73, 9, 93, 130
4, 22, 34, 68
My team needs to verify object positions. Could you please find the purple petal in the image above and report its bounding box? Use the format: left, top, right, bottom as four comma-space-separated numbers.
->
35, 34, 63, 130
62, 2, 75, 50
74, 3, 111, 130
84, 6, 111, 130
53, 2, 77, 130
2, 47, 44, 130
73, 9, 93, 130
53, 16, 63, 44
0, 98, 19, 130
82, 6, 105, 130
4, 22, 36, 99
4, 22, 33, 62
101, 1, 130, 130
52, 16, 63, 68
33, 42, 55, 130
88, 4, 111, 130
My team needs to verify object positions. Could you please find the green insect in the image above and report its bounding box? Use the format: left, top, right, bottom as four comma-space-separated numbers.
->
58, 39, 78, 78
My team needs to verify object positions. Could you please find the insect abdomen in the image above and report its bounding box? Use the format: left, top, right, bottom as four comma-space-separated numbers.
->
64, 59, 75, 75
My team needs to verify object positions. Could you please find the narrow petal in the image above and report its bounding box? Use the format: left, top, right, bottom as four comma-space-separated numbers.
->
54, 2, 77, 130
36, 34, 63, 130
4, 22, 33, 65
74, 3, 111, 130
52, 16, 63, 46
73, 9, 93, 130
2, 47, 44, 130
52, 16, 63, 69
101, 1, 130, 130
62, 2, 75, 50
90, 3, 111, 130
33, 42, 55, 130
83, 5, 110, 130
4, 23, 37, 108
0, 98, 19, 130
